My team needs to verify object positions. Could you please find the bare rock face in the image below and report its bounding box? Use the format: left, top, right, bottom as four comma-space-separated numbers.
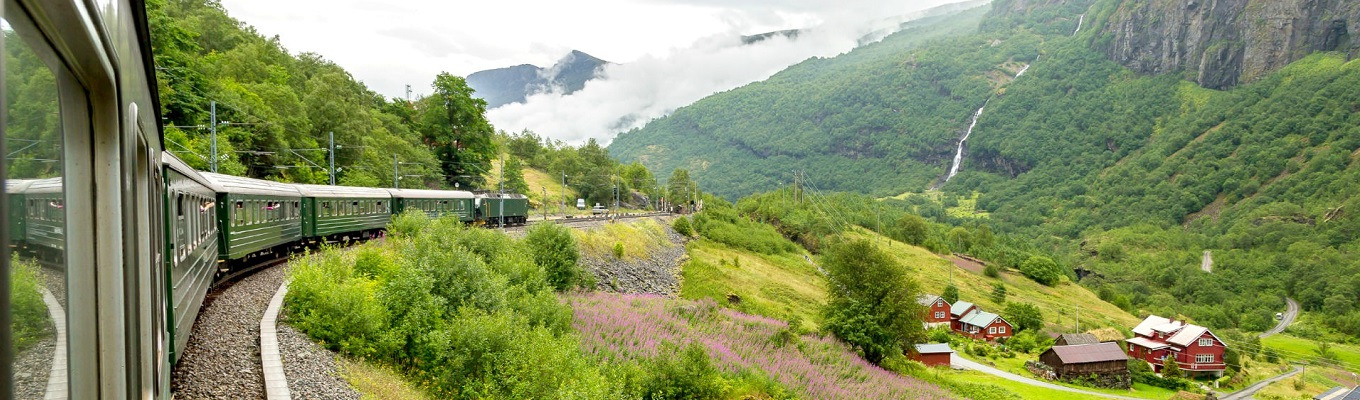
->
1098, 0, 1360, 89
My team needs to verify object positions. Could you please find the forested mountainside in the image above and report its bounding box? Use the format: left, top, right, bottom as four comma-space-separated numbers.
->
611, 0, 1360, 337
148, 0, 445, 186
466, 50, 608, 109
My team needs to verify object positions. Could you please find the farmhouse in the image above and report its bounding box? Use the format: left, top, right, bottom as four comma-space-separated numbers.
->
956, 309, 1014, 341
911, 343, 954, 367
1126, 315, 1227, 377
918, 295, 951, 328
1038, 342, 1130, 388
949, 301, 978, 332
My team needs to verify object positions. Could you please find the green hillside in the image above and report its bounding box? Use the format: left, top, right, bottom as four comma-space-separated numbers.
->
611, 0, 1360, 346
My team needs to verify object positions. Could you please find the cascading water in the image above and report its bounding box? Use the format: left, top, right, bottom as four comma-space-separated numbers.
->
1073, 14, 1084, 35
1014, 64, 1030, 78
944, 100, 989, 182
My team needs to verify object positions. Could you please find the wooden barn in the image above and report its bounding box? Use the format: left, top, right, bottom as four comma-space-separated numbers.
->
1038, 342, 1129, 381
1054, 333, 1099, 346
911, 343, 954, 367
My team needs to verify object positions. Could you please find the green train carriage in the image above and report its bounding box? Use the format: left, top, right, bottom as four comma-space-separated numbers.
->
162, 153, 223, 364
202, 173, 304, 264
387, 188, 476, 222
475, 193, 529, 226
295, 184, 393, 241
20, 177, 67, 260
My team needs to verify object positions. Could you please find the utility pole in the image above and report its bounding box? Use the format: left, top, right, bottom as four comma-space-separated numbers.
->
542, 186, 547, 221
392, 154, 399, 189
328, 131, 336, 185
1075, 306, 1081, 333
210, 100, 218, 173
561, 171, 567, 217
498, 154, 505, 229
405, 84, 412, 103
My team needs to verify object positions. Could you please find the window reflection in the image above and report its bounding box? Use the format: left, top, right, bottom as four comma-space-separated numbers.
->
5, 16, 69, 400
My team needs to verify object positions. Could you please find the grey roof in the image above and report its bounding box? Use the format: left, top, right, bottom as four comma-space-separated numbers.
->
385, 188, 475, 199
6, 179, 36, 194
951, 301, 976, 317
1057, 333, 1100, 345
293, 183, 392, 198
23, 177, 63, 194
1315, 386, 1348, 400
917, 294, 944, 307
201, 173, 302, 197
1044, 342, 1128, 364
914, 343, 954, 354
959, 309, 1004, 328
162, 152, 224, 192
1340, 386, 1360, 400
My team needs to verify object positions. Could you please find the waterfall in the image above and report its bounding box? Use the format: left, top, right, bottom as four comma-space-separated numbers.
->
1073, 14, 1085, 36
944, 100, 989, 182
1015, 64, 1030, 78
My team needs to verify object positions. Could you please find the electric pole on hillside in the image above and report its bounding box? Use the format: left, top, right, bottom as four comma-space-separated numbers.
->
328, 131, 336, 185
405, 84, 412, 103
209, 100, 218, 173
498, 154, 505, 229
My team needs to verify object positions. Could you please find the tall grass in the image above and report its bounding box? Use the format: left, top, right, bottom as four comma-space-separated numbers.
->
568, 292, 954, 400
10, 255, 50, 352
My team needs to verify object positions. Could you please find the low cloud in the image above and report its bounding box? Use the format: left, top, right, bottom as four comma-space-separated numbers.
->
487, 0, 975, 145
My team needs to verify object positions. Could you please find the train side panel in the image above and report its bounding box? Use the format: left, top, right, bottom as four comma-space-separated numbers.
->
162, 164, 219, 364
219, 194, 303, 260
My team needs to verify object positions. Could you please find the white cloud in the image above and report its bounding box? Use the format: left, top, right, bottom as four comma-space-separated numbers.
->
487, 1, 973, 145
217, 0, 977, 143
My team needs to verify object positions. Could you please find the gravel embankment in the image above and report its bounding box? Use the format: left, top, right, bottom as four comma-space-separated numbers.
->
581, 218, 688, 295
172, 265, 289, 399
277, 323, 359, 400
12, 337, 54, 399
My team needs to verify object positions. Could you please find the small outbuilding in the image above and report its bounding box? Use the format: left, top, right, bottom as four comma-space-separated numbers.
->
1054, 333, 1100, 346
911, 343, 955, 367
1038, 342, 1130, 388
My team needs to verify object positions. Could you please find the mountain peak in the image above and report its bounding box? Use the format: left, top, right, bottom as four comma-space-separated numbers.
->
466, 50, 609, 109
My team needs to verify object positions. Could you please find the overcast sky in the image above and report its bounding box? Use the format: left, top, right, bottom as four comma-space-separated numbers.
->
220, 0, 977, 144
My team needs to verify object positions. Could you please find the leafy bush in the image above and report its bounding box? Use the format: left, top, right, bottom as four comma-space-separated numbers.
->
10, 256, 50, 352
942, 285, 960, 304
983, 264, 1000, 278
613, 242, 624, 259
640, 343, 728, 400
1018, 255, 1062, 286
389, 210, 431, 238
821, 239, 925, 364
1003, 302, 1043, 332
523, 222, 586, 291
672, 216, 694, 237
287, 216, 617, 398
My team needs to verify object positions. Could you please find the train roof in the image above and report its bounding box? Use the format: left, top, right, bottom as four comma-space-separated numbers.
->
201, 172, 302, 197
293, 184, 393, 198
385, 188, 475, 199
161, 152, 225, 192
473, 192, 527, 199
20, 177, 64, 194
6, 179, 37, 194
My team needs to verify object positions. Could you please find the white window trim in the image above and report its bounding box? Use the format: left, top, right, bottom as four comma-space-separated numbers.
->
1196, 354, 1215, 363
1198, 338, 1213, 347
998, 326, 1007, 333
988, 327, 997, 334
934, 311, 945, 319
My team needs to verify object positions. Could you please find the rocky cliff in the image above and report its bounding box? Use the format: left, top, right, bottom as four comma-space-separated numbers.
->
1098, 0, 1360, 89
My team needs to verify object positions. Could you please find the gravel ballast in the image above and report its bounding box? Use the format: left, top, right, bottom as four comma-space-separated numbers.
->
172, 265, 289, 399
277, 323, 359, 400
580, 217, 688, 295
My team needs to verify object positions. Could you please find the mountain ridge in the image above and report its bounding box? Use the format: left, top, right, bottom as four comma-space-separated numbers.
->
466, 50, 608, 109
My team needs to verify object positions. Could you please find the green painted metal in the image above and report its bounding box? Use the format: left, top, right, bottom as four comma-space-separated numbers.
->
164, 168, 220, 364
311, 197, 390, 237
8, 193, 26, 243
24, 192, 65, 251
216, 193, 303, 260
393, 197, 474, 221
301, 197, 315, 237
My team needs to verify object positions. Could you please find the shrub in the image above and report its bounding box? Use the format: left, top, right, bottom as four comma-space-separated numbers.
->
1003, 302, 1043, 332
389, 210, 430, 238
524, 222, 586, 291
10, 256, 50, 352
990, 283, 1007, 305
943, 285, 960, 304
983, 264, 1000, 278
641, 343, 728, 400
613, 242, 625, 259
821, 239, 925, 364
672, 216, 694, 237
1018, 255, 1063, 286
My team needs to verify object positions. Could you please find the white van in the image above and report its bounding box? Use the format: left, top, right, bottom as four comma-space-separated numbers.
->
576, 198, 586, 209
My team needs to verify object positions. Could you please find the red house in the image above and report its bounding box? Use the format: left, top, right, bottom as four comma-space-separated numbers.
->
956, 308, 1014, 341
949, 301, 978, 332
1126, 315, 1227, 377
918, 295, 951, 328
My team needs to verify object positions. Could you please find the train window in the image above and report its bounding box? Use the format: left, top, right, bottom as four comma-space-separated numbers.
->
293, 202, 300, 219
235, 201, 245, 226
5, 11, 73, 391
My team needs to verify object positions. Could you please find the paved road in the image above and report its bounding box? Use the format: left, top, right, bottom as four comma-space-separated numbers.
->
1218, 365, 1301, 400
951, 354, 1141, 400
1261, 298, 1300, 338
